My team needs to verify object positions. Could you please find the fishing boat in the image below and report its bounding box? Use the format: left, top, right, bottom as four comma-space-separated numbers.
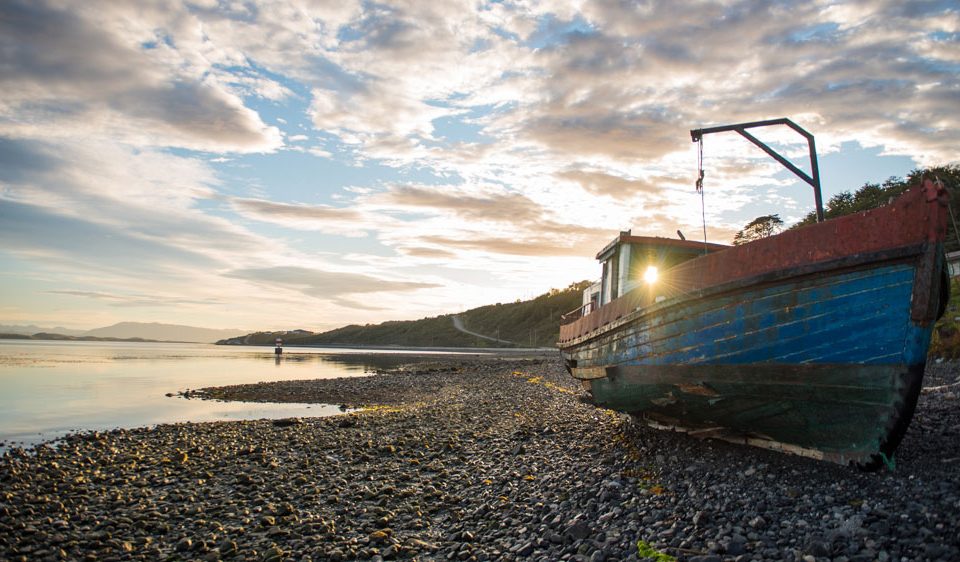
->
558, 119, 950, 468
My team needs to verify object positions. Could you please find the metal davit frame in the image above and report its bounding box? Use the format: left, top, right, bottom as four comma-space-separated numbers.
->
690, 118, 825, 223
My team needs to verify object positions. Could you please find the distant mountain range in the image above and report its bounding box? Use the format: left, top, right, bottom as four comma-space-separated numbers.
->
0, 324, 87, 337
0, 322, 247, 343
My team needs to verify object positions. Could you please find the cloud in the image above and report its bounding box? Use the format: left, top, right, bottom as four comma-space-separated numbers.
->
0, 137, 58, 183
558, 170, 664, 199
0, 134, 452, 325
305, 2, 531, 154
225, 266, 440, 305
0, 199, 218, 277
6, 0, 957, 176
396, 247, 456, 259
309, 86, 452, 144
222, 73, 294, 102
46, 290, 221, 308
183, 1, 363, 70
361, 182, 622, 260
0, 0, 282, 152
475, 1, 957, 176
0, 137, 268, 259
419, 234, 596, 258
230, 197, 372, 235
0, 138, 295, 321
377, 185, 545, 225
3, 0, 959, 331
307, 147, 333, 158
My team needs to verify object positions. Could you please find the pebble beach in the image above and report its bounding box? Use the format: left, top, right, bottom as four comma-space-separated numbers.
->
2, 355, 959, 562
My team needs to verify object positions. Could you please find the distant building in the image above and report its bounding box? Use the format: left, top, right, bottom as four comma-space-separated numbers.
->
947, 251, 960, 278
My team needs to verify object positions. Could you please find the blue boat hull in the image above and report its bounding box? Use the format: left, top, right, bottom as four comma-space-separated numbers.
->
562, 259, 942, 467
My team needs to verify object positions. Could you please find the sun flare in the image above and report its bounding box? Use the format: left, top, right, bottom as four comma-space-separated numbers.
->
643, 265, 659, 284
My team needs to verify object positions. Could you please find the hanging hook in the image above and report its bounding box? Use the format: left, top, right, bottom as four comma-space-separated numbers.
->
695, 138, 705, 193
695, 136, 708, 250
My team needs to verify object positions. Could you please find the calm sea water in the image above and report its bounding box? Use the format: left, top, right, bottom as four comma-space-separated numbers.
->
0, 340, 473, 451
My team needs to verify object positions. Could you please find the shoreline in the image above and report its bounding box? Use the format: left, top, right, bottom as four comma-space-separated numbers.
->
222, 342, 562, 355
2, 357, 959, 561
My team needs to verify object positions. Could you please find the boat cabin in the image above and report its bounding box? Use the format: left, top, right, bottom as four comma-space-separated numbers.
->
589, 230, 728, 309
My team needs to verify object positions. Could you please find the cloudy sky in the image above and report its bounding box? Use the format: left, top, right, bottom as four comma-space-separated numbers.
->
0, 0, 957, 332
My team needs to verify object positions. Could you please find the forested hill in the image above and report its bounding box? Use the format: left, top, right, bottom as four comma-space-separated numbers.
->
217, 281, 591, 348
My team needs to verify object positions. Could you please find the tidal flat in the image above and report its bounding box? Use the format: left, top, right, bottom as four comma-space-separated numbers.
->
1, 356, 959, 561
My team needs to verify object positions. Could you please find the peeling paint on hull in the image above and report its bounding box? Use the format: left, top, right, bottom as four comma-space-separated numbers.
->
591, 362, 923, 466
559, 181, 950, 468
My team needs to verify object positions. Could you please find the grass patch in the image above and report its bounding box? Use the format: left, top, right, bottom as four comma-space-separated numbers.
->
636, 540, 676, 562
513, 371, 578, 395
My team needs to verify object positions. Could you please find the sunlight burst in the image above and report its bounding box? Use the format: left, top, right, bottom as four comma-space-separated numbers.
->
643, 265, 659, 284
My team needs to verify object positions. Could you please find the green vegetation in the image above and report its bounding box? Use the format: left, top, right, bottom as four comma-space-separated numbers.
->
0, 333, 33, 340
218, 281, 591, 348
636, 540, 676, 562
732, 214, 783, 245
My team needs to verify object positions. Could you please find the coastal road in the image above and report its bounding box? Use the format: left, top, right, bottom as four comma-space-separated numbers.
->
451, 315, 514, 345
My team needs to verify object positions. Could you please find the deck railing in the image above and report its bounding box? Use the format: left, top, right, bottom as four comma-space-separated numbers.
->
561, 301, 595, 325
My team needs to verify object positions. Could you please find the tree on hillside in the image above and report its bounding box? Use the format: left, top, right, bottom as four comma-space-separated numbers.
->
793, 176, 908, 228
732, 214, 783, 246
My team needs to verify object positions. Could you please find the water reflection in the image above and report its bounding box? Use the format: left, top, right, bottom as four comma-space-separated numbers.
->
0, 340, 477, 451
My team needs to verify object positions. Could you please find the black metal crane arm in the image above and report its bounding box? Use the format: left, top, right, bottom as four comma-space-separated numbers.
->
690, 118, 825, 223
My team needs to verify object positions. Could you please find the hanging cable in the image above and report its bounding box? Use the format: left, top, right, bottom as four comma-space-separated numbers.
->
695, 137, 704, 194
696, 136, 708, 253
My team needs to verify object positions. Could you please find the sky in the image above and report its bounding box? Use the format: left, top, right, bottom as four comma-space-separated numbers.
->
0, 0, 957, 333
